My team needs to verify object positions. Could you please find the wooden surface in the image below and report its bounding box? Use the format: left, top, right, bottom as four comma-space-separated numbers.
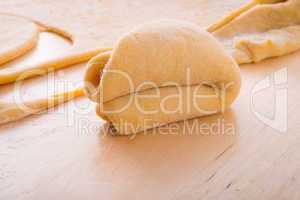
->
1, 1, 300, 200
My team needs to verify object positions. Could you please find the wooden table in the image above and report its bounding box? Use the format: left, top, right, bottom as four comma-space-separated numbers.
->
1, 1, 300, 200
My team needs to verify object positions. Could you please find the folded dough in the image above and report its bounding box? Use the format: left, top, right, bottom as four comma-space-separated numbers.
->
212, 0, 300, 64
84, 20, 241, 135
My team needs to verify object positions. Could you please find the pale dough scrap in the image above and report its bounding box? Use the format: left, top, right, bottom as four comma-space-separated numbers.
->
213, 0, 300, 64
207, 0, 287, 33
0, 15, 39, 65
84, 21, 241, 135
0, 89, 83, 125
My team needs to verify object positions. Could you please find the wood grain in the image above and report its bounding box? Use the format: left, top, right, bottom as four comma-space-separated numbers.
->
0, 0, 299, 199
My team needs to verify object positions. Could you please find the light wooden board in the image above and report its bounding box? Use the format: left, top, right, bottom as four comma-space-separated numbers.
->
0, 0, 300, 199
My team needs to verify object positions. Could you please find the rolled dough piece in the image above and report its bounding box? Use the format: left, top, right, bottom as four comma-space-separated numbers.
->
84, 21, 241, 135
212, 0, 300, 64
0, 15, 39, 65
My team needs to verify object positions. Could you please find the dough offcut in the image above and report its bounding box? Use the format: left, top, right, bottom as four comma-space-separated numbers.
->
212, 0, 300, 64
0, 15, 39, 65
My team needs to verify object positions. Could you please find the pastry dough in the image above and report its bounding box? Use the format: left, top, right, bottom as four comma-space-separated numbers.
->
84, 21, 241, 135
2, 0, 299, 127
212, 0, 300, 64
